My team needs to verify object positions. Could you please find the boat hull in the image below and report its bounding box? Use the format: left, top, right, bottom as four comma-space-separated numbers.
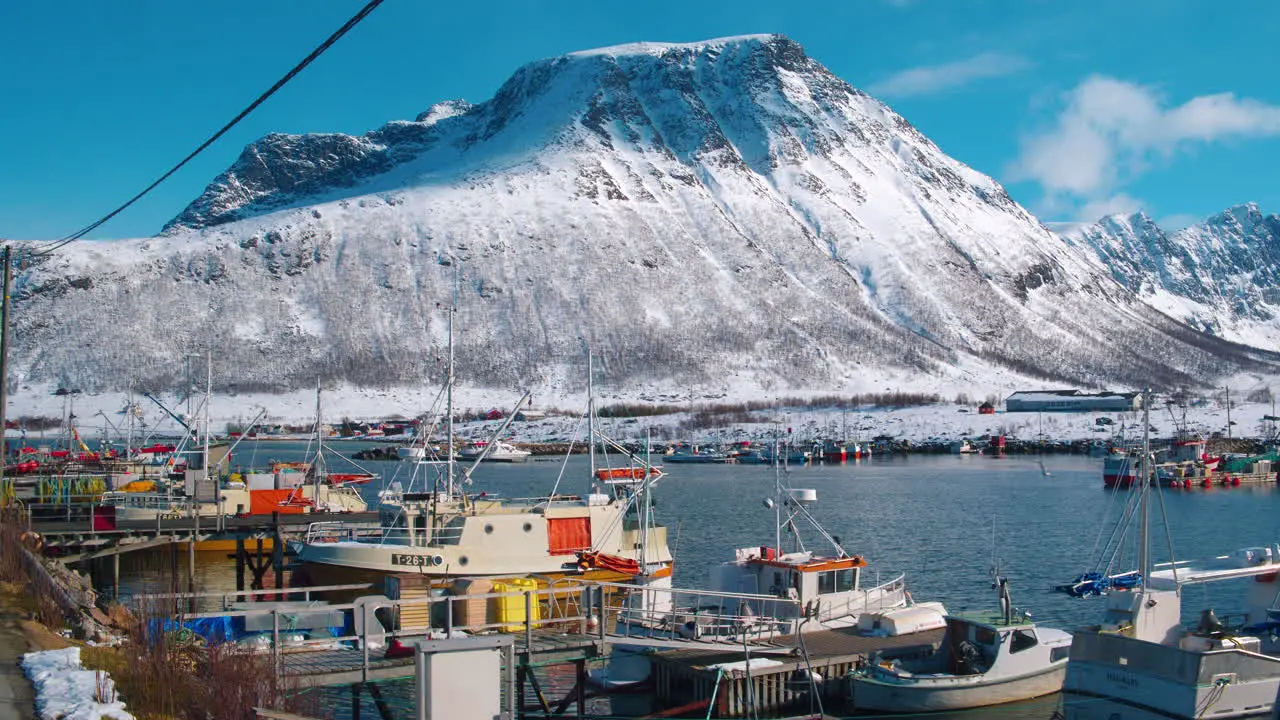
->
1064, 658, 1280, 719
850, 664, 1066, 713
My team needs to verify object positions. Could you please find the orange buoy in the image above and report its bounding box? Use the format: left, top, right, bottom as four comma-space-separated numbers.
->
1233, 477, 1241, 486
1183, 479, 1192, 489
1202, 478, 1212, 488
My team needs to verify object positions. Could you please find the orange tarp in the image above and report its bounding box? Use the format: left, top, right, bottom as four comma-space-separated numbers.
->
547, 517, 591, 555
249, 489, 308, 514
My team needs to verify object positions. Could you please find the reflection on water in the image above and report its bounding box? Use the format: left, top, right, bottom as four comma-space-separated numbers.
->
100, 443, 1280, 718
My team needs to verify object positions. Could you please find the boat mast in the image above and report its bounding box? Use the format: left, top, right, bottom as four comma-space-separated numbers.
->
445, 262, 457, 499
313, 384, 325, 496
202, 350, 211, 486
1138, 387, 1151, 588
774, 429, 782, 553
587, 352, 596, 477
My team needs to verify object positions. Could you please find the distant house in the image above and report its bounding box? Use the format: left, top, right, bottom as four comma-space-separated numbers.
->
484, 408, 505, 421
515, 409, 547, 422
1005, 389, 1142, 413
978, 401, 996, 415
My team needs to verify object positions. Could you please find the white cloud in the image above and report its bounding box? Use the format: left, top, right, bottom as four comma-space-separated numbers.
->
868, 53, 1031, 98
1010, 76, 1280, 214
1159, 213, 1202, 231
1077, 193, 1144, 222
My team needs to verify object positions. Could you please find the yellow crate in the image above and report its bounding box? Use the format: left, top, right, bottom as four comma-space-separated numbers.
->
492, 579, 542, 633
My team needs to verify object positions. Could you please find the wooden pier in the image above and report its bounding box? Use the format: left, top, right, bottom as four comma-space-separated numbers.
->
27, 509, 378, 601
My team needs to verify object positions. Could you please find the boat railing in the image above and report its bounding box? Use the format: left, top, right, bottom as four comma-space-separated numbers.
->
823, 573, 907, 621
590, 579, 804, 643
304, 521, 394, 544
304, 521, 461, 546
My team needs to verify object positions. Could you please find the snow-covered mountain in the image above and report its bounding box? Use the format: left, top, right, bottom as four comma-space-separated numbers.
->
11, 35, 1278, 401
1060, 203, 1280, 350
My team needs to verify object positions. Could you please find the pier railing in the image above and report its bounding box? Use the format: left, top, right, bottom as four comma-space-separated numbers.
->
177, 581, 602, 684
131, 582, 375, 612
158, 578, 815, 684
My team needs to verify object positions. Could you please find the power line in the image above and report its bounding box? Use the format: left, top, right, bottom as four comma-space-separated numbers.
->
31, 0, 387, 257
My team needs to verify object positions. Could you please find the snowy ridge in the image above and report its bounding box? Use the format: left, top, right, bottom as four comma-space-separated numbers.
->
1061, 203, 1280, 350
10, 35, 1280, 402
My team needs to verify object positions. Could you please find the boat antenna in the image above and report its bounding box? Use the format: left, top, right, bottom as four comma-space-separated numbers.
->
1139, 387, 1151, 589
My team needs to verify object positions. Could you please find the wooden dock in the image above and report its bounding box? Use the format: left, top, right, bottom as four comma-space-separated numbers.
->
650, 626, 945, 717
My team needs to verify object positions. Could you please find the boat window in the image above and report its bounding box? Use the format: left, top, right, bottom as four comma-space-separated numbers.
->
974, 625, 997, 646
819, 571, 836, 595
838, 568, 857, 592
1010, 628, 1037, 653
1050, 645, 1069, 663
817, 569, 858, 594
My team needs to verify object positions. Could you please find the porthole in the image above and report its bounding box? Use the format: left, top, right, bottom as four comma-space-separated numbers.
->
484, 523, 494, 534
459, 556, 469, 566
522, 522, 533, 533
432, 555, 444, 566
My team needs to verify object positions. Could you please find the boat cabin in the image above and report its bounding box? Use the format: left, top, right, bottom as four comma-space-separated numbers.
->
712, 547, 873, 622
939, 612, 1070, 676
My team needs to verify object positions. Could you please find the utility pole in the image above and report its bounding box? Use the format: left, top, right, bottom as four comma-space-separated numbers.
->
0, 246, 11, 497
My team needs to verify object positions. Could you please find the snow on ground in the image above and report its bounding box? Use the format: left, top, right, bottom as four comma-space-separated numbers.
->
5, 379, 1266, 446
21, 647, 133, 720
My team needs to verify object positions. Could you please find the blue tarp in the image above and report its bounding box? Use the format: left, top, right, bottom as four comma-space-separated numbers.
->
147, 616, 244, 643
146, 614, 348, 644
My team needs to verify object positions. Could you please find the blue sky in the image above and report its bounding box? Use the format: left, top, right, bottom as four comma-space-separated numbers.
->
2, 1, 1278, 239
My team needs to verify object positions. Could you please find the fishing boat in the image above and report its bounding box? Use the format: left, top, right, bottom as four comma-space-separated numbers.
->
456, 440, 531, 463
101, 390, 371, 520
295, 275, 671, 587
849, 576, 1072, 712
663, 445, 730, 463
1063, 389, 1280, 720
703, 438, 910, 635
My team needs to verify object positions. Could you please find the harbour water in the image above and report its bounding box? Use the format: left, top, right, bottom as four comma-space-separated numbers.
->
106, 442, 1280, 718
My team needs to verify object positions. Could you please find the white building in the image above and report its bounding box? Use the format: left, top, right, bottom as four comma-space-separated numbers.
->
1005, 389, 1142, 413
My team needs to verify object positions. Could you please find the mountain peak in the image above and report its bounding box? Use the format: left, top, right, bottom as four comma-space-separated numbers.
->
415, 99, 473, 126
563, 34, 782, 60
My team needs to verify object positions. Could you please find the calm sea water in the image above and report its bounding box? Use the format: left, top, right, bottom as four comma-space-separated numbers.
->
109, 442, 1280, 718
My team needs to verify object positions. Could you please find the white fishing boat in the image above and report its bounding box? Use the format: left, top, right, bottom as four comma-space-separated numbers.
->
396, 446, 428, 461
457, 439, 531, 463
1062, 389, 1280, 720
698, 439, 910, 635
849, 577, 1072, 712
295, 275, 671, 586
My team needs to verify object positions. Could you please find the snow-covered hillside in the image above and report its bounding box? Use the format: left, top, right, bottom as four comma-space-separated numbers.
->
10, 34, 1279, 406
1060, 203, 1280, 350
